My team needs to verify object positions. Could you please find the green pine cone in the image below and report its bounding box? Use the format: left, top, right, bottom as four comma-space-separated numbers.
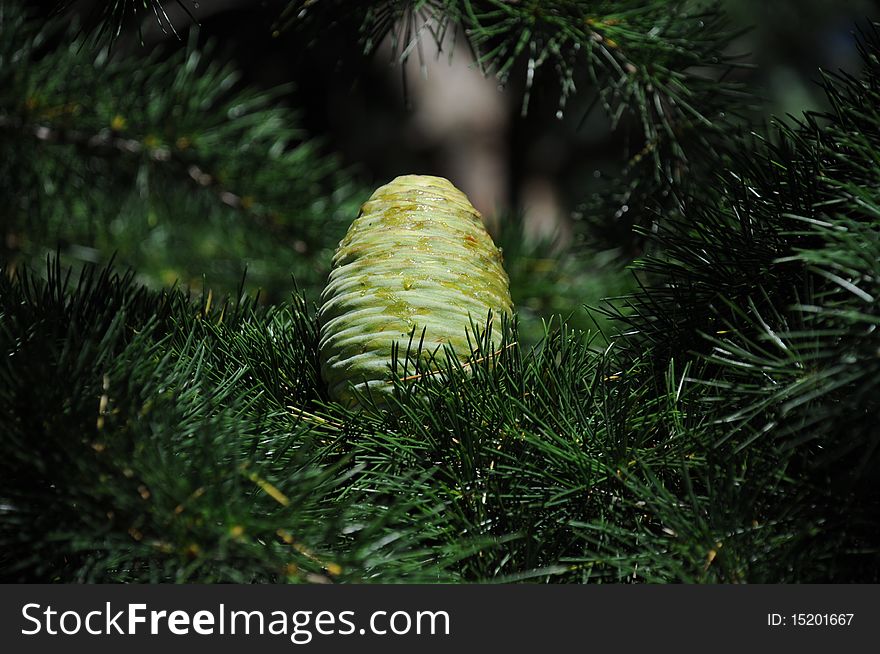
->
319, 174, 513, 406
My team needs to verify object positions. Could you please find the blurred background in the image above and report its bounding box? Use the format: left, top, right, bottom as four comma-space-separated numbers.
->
171, 1, 877, 210
4, 0, 879, 343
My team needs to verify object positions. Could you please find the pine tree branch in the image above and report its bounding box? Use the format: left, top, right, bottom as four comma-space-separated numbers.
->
1, 3, 364, 300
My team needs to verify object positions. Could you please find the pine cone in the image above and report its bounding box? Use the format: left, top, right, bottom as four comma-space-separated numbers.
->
319, 175, 513, 406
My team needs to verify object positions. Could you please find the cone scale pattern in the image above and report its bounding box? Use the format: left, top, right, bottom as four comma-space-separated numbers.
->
319, 175, 513, 406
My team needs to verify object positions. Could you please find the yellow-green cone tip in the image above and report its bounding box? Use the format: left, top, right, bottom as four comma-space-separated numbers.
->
318, 174, 513, 406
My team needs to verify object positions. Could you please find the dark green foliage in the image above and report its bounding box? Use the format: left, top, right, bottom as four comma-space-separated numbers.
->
0, 259, 716, 582
1, 3, 364, 302
2, 1, 878, 583
0, 258, 463, 582
599, 27, 880, 579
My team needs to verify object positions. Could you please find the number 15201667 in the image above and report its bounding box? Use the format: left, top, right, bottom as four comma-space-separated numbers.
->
768, 613, 854, 627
